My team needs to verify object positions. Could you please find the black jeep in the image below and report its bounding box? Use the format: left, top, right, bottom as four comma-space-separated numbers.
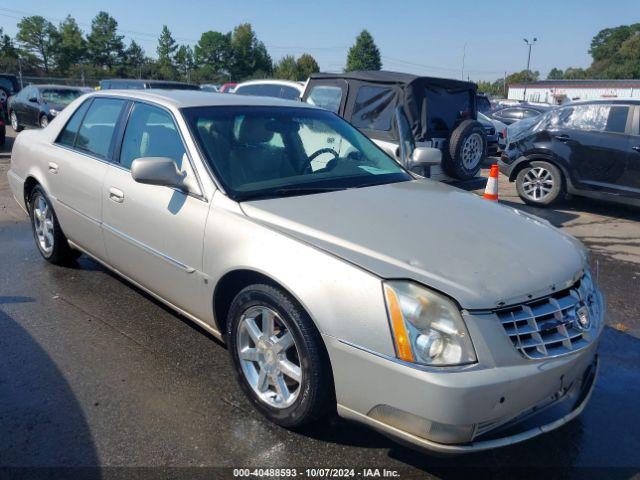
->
302, 71, 487, 189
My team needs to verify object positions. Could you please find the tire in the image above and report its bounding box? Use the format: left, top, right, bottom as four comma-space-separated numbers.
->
0, 126, 5, 147
515, 160, 564, 207
227, 283, 333, 428
10, 110, 23, 132
29, 185, 81, 265
39, 114, 49, 128
442, 120, 487, 180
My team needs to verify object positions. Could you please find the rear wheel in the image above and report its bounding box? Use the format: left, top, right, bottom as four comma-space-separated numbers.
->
39, 114, 49, 128
29, 185, 80, 264
227, 284, 333, 428
442, 120, 487, 180
516, 160, 563, 207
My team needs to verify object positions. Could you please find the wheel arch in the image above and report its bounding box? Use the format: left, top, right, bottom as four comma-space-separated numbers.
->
212, 267, 336, 397
23, 176, 41, 212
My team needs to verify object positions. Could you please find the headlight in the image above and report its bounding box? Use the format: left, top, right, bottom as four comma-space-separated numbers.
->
383, 281, 476, 366
49, 109, 59, 116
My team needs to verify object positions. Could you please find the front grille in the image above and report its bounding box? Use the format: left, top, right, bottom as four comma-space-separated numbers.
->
496, 274, 600, 360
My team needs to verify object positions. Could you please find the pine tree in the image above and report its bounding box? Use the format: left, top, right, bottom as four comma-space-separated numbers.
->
296, 53, 319, 80
345, 30, 381, 72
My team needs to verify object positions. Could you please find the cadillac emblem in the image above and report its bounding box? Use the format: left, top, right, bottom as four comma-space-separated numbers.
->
575, 304, 591, 330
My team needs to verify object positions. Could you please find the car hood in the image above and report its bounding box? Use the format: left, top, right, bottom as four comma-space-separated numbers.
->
241, 180, 585, 310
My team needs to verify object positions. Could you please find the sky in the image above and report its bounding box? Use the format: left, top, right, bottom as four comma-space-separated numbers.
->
0, 0, 638, 81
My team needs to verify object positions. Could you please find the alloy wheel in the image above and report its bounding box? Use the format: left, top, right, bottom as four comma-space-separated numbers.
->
236, 305, 302, 409
33, 193, 54, 256
10, 112, 18, 131
40, 116, 49, 128
522, 167, 554, 201
461, 133, 483, 169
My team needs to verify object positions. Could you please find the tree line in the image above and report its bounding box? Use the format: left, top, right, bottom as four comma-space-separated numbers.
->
477, 23, 640, 97
0, 11, 383, 84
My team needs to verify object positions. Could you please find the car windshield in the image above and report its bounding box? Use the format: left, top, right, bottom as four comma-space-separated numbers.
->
42, 89, 83, 106
182, 106, 411, 200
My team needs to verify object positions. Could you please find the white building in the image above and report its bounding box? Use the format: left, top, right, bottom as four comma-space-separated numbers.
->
508, 79, 640, 105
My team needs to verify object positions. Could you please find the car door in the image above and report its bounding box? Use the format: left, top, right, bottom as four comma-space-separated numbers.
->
101, 101, 210, 313
48, 97, 127, 259
620, 105, 640, 198
557, 103, 632, 193
12, 87, 29, 122
25, 86, 41, 126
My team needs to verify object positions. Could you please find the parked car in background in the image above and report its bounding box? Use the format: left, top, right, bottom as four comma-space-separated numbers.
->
490, 103, 552, 125
8, 85, 89, 130
303, 71, 487, 188
200, 83, 220, 92
478, 112, 507, 155
8, 89, 603, 454
234, 80, 304, 100
99, 79, 200, 90
0, 74, 21, 116
500, 99, 640, 207
218, 82, 238, 93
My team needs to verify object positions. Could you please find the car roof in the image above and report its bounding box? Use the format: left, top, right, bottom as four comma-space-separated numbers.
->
30, 84, 86, 90
235, 79, 305, 91
90, 89, 319, 109
309, 70, 476, 90
567, 98, 640, 106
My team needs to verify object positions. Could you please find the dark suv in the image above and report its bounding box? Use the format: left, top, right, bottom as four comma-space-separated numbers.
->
499, 99, 640, 207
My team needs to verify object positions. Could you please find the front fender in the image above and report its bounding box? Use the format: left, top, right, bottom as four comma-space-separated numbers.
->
203, 191, 396, 357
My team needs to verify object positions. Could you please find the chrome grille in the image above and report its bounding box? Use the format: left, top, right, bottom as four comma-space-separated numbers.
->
497, 274, 601, 359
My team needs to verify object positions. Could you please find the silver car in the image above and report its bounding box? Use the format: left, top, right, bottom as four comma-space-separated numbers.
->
7, 90, 603, 453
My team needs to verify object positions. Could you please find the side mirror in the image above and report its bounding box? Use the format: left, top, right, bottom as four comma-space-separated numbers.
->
131, 157, 186, 190
407, 147, 442, 177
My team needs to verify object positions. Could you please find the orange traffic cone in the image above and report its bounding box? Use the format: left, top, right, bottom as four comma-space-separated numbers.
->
483, 164, 499, 201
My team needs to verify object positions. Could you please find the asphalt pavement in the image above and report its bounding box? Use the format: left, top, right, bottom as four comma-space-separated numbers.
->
1, 129, 639, 478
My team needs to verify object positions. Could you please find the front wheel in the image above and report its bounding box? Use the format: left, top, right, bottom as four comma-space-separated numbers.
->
39, 114, 49, 128
516, 160, 564, 207
10, 111, 23, 132
227, 284, 333, 428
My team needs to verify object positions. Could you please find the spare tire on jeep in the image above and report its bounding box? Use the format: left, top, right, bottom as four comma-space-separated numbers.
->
442, 120, 487, 180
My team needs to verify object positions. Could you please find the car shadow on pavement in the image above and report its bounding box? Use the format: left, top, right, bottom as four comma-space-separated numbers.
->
500, 196, 640, 228
0, 304, 100, 470
0, 133, 14, 159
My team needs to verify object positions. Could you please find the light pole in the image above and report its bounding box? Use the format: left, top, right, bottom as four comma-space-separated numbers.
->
522, 37, 537, 101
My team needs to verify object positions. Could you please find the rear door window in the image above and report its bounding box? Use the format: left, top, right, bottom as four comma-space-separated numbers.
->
351, 86, 395, 131
565, 104, 630, 133
306, 86, 343, 113
74, 98, 126, 158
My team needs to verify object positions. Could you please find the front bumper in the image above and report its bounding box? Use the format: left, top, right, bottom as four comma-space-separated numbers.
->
326, 334, 599, 454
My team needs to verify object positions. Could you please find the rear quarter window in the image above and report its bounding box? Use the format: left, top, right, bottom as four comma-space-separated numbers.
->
351, 86, 396, 131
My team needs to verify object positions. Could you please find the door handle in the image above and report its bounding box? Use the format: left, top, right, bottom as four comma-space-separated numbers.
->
632, 146, 640, 153
108, 187, 124, 203
554, 134, 571, 142
48, 162, 59, 174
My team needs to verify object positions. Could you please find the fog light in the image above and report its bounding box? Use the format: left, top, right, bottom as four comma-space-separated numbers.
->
368, 404, 475, 444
